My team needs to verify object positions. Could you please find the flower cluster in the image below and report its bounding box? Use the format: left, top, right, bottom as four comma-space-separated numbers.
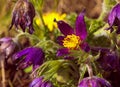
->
1, 0, 120, 87
55, 11, 90, 59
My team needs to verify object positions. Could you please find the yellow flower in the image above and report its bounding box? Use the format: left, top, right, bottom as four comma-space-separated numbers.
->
35, 12, 66, 31
43, 12, 66, 31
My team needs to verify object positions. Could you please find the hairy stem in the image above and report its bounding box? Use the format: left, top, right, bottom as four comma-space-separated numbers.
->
86, 57, 93, 77
86, 63, 93, 77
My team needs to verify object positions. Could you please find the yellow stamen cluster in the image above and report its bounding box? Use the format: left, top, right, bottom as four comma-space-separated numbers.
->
63, 34, 81, 49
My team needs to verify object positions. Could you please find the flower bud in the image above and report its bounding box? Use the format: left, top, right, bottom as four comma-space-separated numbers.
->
9, 0, 35, 34
78, 76, 112, 87
13, 47, 45, 70
107, 4, 120, 34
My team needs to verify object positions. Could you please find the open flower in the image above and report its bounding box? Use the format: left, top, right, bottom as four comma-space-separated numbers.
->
13, 47, 44, 70
29, 77, 53, 87
55, 11, 89, 57
78, 76, 112, 87
9, 0, 35, 34
107, 3, 120, 34
0, 37, 16, 58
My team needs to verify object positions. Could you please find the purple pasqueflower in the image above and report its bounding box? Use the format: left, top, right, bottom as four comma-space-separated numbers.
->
107, 4, 120, 34
29, 77, 53, 87
97, 49, 119, 71
55, 11, 90, 57
13, 47, 44, 70
91, 47, 119, 71
78, 76, 112, 87
0, 37, 16, 58
9, 0, 35, 34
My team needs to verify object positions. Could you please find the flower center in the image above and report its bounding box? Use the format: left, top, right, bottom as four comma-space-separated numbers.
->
63, 34, 81, 49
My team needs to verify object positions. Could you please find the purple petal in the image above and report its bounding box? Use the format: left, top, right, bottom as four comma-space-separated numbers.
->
13, 47, 31, 60
56, 48, 69, 56
31, 48, 44, 66
22, 47, 44, 69
56, 20, 74, 36
108, 4, 120, 26
41, 81, 53, 87
29, 25, 34, 34
80, 42, 90, 52
0, 37, 12, 42
75, 11, 87, 40
56, 36, 65, 45
29, 77, 43, 87
108, 8, 116, 26
116, 4, 120, 21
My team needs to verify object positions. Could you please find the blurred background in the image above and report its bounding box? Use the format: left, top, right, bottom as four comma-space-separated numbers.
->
0, 0, 103, 37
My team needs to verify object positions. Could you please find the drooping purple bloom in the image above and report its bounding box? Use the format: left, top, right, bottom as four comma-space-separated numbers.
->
9, 0, 35, 34
91, 47, 119, 71
97, 50, 119, 71
29, 77, 53, 87
13, 47, 44, 70
107, 4, 120, 34
55, 11, 89, 58
78, 76, 112, 87
0, 37, 16, 58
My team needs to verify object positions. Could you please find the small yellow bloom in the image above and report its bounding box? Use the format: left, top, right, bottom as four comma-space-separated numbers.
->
43, 12, 66, 31
63, 34, 81, 49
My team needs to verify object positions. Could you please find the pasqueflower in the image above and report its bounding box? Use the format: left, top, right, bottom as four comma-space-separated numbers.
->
91, 47, 119, 71
98, 49, 119, 71
9, 0, 35, 34
107, 3, 120, 34
55, 11, 89, 57
78, 76, 112, 87
13, 47, 44, 70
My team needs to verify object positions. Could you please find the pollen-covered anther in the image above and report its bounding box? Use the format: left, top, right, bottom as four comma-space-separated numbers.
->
63, 34, 81, 49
